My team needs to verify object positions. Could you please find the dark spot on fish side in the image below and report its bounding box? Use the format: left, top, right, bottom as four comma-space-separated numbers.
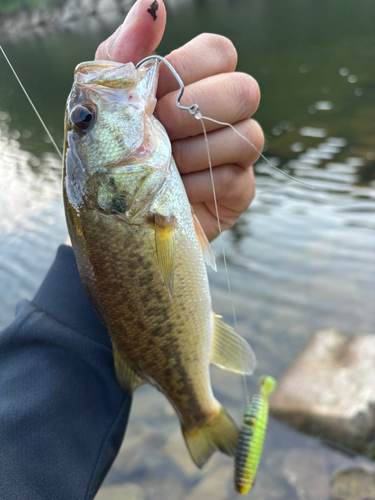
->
136, 254, 144, 264
140, 293, 149, 306
151, 326, 163, 337
138, 275, 151, 287
136, 320, 145, 331
109, 195, 126, 214
147, 0, 158, 20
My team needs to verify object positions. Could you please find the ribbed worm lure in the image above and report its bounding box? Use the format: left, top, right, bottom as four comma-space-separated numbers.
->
234, 375, 276, 495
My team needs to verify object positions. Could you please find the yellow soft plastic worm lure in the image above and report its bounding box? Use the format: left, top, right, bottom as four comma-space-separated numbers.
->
234, 375, 276, 494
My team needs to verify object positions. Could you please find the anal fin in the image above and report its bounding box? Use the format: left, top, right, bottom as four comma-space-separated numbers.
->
210, 314, 256, 375
113, 345, 145, 395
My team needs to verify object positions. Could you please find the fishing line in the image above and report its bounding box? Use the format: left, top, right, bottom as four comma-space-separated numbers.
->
136, 55, 314, 190
0, 45, 63, 160
198, 112, 250, 402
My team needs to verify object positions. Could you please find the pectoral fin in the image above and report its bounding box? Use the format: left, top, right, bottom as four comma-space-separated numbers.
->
210, 314, 256, 374
155, 213, 176, 299
113, 345, 145, 395
192, 212, 217, 271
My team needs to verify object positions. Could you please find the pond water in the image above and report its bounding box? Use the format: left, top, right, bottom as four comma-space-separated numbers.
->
0, 0, 374, 498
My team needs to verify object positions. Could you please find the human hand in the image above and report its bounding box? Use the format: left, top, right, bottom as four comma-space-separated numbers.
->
95, 0, 263, 242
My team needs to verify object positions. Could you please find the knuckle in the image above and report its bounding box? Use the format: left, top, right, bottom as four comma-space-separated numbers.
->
233, 169, 255, 213
233, 120, 265, 168
220, 165, 240, 197
222, 217, 236, 231
95, 43, 105, 60
232, 73, 261, 117
167, 50, 190, 84
219, 166, 256, 213
251, 120, 265, 151
171, 138, 189, 170
246, 168, 256, 206
206, 34, 238, 71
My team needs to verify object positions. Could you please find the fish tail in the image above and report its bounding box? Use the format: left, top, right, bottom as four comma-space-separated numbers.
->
182, 407, 239, 468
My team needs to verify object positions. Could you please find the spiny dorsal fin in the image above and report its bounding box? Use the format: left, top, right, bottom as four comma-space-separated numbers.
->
192, 211, 217, 271
155, 213, 176, 299
113, 345, 145, 394
210, 314, 256, 374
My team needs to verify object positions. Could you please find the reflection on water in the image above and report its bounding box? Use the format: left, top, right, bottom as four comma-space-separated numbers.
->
0, 0, 374, 498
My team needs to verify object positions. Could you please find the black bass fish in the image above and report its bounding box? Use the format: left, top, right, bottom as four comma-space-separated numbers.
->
63, 59, 256, 467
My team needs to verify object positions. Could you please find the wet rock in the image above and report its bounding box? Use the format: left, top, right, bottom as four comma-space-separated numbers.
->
164, 428, 201, 477
120, 0, 133, 10
283, 449, 330, 500
330, 466, 375, 500
60, 0, 85, 24
112, 422, 163, 474
184, 465, 233, 500
95, 482, 145, 500
80, 0, 97, 17
250, 470, 293, 500
270, 329, 375, 457
96, 0, 119, 15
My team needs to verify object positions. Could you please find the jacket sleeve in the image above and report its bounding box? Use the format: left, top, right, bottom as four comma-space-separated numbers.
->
0, 245, 131, 500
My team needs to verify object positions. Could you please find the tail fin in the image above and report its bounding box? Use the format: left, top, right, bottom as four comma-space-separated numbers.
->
182, 408, 239, 468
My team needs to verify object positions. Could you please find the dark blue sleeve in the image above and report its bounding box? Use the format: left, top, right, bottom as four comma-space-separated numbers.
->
0, 245, 131, 500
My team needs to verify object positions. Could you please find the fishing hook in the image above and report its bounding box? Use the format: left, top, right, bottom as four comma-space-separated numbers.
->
136, 55, 314, 190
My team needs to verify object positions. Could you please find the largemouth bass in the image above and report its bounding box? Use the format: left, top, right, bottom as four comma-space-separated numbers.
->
63, 59, 256, 467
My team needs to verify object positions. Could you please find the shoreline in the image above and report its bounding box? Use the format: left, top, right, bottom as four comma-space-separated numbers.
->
0, 0, 133, 43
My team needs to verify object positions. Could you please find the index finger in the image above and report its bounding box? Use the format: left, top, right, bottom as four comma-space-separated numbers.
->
156, 33, 238, 99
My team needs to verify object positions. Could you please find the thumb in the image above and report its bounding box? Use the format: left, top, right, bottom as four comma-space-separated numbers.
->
95, 0, 166, 64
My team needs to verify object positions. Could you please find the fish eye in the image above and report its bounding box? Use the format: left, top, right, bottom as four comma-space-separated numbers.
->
71, 104, 96, 131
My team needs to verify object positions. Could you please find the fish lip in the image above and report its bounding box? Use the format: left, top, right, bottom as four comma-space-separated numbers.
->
74, 60, 124, 77
73, 60, 139, 90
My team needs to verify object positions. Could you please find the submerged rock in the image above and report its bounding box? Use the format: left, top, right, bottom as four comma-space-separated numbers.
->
270, 329, 375, 457
330, 466, 375, 500
183, 465, 233, 500
283, 448, 330, 500
95, 483, 145, 500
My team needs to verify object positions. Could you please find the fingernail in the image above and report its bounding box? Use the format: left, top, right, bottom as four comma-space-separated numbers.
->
122, 0, 143, 28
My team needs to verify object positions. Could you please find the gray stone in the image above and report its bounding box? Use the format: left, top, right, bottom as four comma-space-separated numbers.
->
96, 0, 119, 15
283, 448, 330, 500
331, 466, 375, 500
250, 470, 292, 500
95, 483, 145, 500
60, 0, 84, 24
184, 465, 233, 500
270, 329, 375, 457
112, 422, 159, 474
80, 0, 97, 16
164, 428, 201, 477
